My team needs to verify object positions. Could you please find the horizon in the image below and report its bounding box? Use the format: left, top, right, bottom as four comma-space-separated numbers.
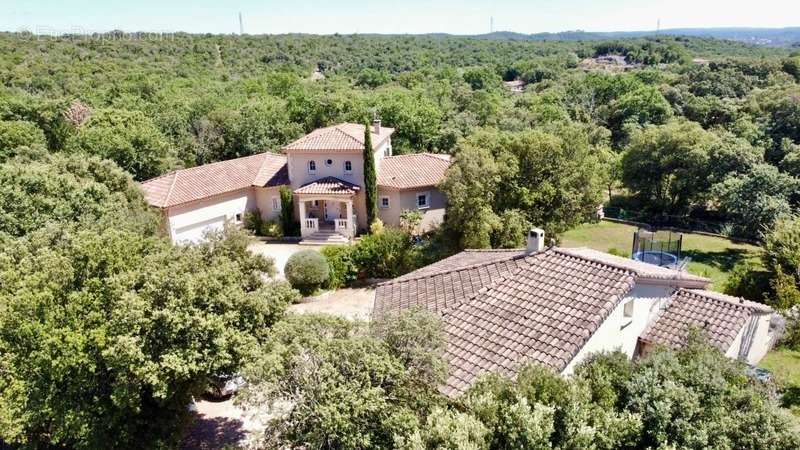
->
3, 0, 799, 36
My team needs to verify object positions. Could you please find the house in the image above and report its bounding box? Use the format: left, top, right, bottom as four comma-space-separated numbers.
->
374, 229, 778, 397
140, 121, 450, 244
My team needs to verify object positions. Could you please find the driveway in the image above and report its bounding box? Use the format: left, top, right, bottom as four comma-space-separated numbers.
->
289, 287, 375, 321
247, 240, 322, 279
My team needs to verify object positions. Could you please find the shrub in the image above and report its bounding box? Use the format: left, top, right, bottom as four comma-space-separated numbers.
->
259, 220, 283, 238
723, 261, 771, 302
369, 217, 385, 235
285, 250, 330, 295
352, 227, 422, 279
321, 245, 359, 289
607, 247, 630, 258
243, 209, 264, 234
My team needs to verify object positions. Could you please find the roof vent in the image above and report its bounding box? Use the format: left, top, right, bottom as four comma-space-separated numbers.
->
373, 119, 381, 134
526, 228, 545, 254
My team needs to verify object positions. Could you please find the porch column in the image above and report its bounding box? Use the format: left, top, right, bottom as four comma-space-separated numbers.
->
299, 200, 307, 237
346, 200, 354, 237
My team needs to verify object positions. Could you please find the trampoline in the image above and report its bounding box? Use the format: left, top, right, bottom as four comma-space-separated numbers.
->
632, 250, 678, 267
631, 228, 683, 268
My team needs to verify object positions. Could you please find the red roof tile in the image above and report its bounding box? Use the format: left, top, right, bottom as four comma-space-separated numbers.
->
440, 249, 636, 396
378, 153, 451, 190
282, 123, 394, 153
639, 289, 773, 352
140, 153, 288, 208
293, 176, 361, 196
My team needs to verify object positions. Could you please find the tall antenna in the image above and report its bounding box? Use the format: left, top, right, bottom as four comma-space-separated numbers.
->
490, 16, 494, 33
656, 18, 661, 34
239, 12, 244, 35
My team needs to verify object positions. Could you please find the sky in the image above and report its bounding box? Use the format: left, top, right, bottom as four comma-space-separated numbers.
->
2, 0, 799, 35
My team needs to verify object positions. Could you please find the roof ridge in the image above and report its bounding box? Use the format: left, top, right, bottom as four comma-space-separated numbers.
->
683, 288, 773, 313
556, 247, 709, 283
333, 123, 367, 147
164, 170, 179, 207
552, 247, 639, 277
377, 252, 531, 287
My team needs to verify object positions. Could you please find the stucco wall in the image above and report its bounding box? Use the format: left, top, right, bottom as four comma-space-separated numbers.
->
286, 140, 390, 191
725, 313, 775, 365
254, 186, 284, 222
562, 283, 673, 375
166, 188, 256, 243
377, 187, 446, 230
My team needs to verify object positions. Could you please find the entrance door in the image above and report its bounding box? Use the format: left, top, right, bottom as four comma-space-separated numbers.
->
324, 200, 341, 221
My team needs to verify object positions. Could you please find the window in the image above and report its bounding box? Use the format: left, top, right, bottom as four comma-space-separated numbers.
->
308, 160, 316, 174
325, 158, 333, 167
623, 300, 634, 318
416, 192, 430, 209
344, 160, 353, 174
384, 146, 392, 157
234, 213, 243, 223
271, 197, 281, 212
380, 196, 390, 209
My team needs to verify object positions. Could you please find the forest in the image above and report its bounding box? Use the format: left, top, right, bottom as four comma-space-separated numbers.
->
2, 31, 800, 449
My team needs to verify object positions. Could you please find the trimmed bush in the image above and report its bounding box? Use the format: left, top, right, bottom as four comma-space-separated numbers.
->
285, 250, 330, 295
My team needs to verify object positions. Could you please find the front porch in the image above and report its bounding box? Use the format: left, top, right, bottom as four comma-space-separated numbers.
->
295, 177, 360, 244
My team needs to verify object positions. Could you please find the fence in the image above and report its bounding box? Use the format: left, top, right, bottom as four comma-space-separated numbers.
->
604, 207, 733, 235
602, 207, 760, 244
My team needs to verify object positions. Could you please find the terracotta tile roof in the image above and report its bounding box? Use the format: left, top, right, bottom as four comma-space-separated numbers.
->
559, 247, 710, 287
440, 249, 636, 396
391, 249, 526, 282
293, 176, 361, 196
140, 153, 288, 208
375, 246, 726, 397
374, 254, 530, 318
377, 153, 451, 190
640, 289, 773, 352
282, 123, 394, 153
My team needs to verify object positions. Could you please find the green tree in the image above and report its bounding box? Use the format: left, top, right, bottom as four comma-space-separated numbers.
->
713, 164, 798, 237
242, 313, 446, 450
279, 185, 297, 236
622, 120, 714, 214
441, 126, 602, 249
0, 120, 46, 161
0, 226, 296, 449
0, 151, 157, 239
364, 121, 378, 227
65, 108, 173, 180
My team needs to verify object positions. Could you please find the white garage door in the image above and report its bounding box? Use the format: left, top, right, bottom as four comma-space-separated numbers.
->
172, 215, 226, 244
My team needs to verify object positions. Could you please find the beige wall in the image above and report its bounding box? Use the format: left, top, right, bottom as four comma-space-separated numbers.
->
725, 313, 775, 365
562, 283, 673, 375
377, 187, 446, 231
286, 140, 390, 191
254, 186, 284, 222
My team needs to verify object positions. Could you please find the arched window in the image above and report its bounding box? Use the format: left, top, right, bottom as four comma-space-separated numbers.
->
344, 160, 352, 174
308, 160, 316, 174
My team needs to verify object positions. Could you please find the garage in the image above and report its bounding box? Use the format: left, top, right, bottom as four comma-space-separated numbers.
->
172, 215, 226, 244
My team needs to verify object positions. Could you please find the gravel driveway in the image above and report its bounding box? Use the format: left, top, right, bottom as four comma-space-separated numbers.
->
247, 240, 322, 279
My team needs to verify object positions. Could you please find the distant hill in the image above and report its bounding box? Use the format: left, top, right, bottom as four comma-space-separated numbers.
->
468, 27, 800, 47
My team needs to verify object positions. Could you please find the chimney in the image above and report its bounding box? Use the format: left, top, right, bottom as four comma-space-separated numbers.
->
526, 228, 545, 254
373, 119, 381, 135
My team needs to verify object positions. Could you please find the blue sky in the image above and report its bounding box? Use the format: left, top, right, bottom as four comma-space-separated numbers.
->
3, 0, 798, 35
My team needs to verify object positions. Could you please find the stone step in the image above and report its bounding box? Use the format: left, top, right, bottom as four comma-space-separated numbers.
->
299, 231, 350, 246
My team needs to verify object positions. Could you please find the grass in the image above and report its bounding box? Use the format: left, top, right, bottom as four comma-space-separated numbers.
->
761, 348, 800, 419
560, 220, 762, 291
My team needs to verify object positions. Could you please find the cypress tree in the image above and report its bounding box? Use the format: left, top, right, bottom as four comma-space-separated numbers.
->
363, 122, 378, 228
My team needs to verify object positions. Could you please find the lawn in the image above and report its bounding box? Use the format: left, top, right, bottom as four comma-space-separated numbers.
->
560, 220, 763, 291
761, 348, 800, 419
